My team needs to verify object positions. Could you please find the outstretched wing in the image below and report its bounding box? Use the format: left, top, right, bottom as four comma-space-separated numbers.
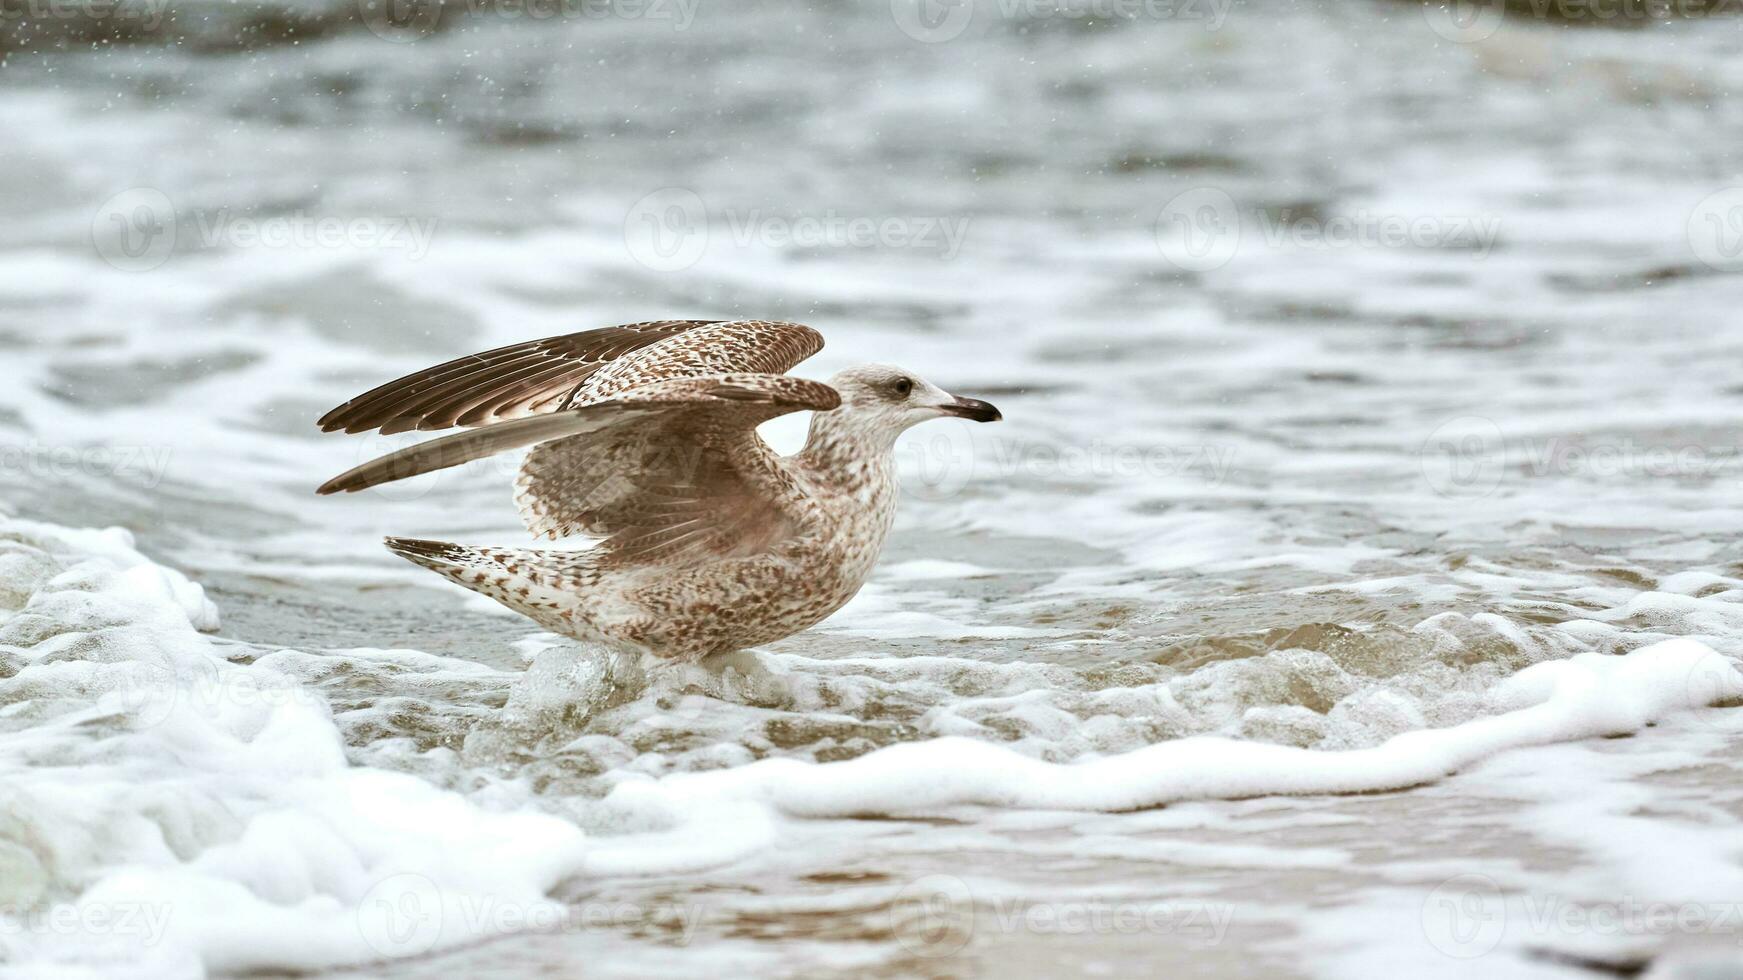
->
318, 375, 841, 567
514, 319, 827, 538
316, 319, 721, 435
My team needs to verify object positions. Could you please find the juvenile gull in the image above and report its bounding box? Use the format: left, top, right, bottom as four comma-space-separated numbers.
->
315, 320, 1001, 660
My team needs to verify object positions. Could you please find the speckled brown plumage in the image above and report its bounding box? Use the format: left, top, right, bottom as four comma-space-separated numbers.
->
317, 319, 1000, 661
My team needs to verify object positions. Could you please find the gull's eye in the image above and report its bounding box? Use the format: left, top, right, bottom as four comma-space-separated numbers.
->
891, 377, 913, 398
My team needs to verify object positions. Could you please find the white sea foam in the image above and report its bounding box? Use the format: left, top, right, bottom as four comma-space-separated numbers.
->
601, 641, 1741, 818
3, 517, 1740, 977
0, 520, 588, 977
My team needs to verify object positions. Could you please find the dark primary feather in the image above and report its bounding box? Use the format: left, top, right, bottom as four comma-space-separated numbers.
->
316, 406, 654, 494
318, 320, 837, 568
316, 319, 719, 435
317, 374, 839, 501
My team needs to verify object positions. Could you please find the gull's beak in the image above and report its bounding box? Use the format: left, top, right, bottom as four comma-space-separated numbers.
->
939, 395, 1002, 423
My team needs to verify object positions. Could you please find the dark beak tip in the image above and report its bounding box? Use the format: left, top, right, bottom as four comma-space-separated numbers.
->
947, 396, 1001, 423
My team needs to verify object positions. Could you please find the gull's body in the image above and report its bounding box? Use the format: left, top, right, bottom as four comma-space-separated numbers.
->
316, 320, 999, 660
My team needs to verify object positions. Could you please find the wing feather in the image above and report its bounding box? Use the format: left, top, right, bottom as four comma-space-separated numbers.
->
512, 320, 827, 539
373, 356, 582, 435
317, 319, 721, 434
317, 405, 654, 495
318, 321, 836, 569
317, 372, 841, 568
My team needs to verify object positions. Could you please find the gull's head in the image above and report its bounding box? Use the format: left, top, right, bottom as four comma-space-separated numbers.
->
816, 364, 1001, 447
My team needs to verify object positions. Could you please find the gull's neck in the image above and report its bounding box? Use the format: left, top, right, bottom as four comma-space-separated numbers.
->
796, 411, 901, 499
794, 412, 904, 585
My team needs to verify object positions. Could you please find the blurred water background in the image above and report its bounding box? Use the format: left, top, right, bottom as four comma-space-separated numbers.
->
3, 0, 1743, 977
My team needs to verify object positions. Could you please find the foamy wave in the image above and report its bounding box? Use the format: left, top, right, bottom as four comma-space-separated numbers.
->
0, 519, 586, 976
4, 516, 1740, 976
601, 641, 1741, 820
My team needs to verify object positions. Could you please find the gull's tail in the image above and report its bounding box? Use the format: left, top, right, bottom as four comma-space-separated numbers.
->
384, 537, 610, 637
